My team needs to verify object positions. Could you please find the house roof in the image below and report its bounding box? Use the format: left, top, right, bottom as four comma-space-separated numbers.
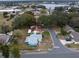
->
25, 33, 42, 46
0, 9, 21, 12
71, 32, 79, 42
0, 34, 10, 44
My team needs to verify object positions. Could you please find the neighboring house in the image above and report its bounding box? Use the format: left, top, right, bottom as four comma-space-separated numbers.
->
32, 10, 40, 16
0, 34, 11, 44
0, 9, 21, 13
0, 31, 13, 44
25, 33, 42, 46
65, 25, 79, 42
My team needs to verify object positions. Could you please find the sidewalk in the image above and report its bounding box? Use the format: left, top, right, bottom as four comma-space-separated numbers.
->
20, 49, 52, 54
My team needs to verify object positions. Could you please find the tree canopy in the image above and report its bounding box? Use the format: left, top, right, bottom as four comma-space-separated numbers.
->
13, 13, 36, 29
1, 45, 9, 58
38, 15, 53, 28
38, 12, 70, 28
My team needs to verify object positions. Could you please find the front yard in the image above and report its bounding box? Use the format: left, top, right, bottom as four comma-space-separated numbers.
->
38, 30, 53, 50
12, 29, 53, 52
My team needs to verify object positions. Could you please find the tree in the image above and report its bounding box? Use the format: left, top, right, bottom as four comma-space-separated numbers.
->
1, 45, 10, 58
31, 5, 36, 9
38, 12, 69, 28
50, 12, 69, 28
25, 11, 34, 16
37, 5, 46, 9
1, 24, 11, 34
54, 7, 64, 12
10, 14, 15, 19
13, 29, 25, 39
11, 45, 20, 58
38, 15, 53, 28
13, 13, 36, 29
69, 17, 79, 28
60, 28, 70, 36
40, 9, 47, 14
68, 7, 77, 12
10, 35, 20, 58
3, 12, 9, 18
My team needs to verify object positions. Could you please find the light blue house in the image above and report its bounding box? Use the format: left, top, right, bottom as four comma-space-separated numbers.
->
25, 33, 42, 46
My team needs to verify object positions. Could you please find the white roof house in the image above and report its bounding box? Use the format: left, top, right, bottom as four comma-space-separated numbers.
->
0, 9, 21, 12
25, 33, 42, 46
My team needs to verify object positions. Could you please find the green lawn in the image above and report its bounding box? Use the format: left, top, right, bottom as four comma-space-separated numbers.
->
42, 31, 50, 36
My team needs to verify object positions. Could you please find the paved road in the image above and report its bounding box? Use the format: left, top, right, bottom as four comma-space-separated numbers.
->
21, 29, 79, 58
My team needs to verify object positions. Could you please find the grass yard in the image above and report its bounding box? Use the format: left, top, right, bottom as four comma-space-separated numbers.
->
42, 30, 50, 36
39, 29, 53, 50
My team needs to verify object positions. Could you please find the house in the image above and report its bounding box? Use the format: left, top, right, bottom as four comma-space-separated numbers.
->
0, 9, 21, 13
25, 33, 42, 46
31, 10, 40, 16
0, 34, 11, 44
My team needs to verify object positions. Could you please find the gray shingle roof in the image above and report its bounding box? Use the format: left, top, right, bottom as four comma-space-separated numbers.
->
0, 34, 10, 44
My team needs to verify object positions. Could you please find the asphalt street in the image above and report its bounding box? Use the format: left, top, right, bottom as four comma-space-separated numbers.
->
21, 29, 79, 58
